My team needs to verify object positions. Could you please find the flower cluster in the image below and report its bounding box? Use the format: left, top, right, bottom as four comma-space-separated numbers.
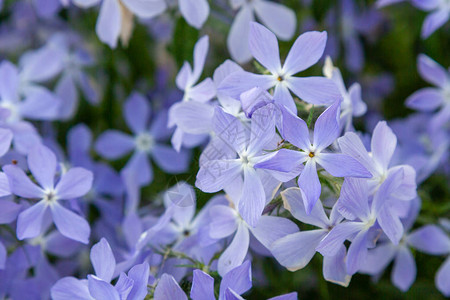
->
0, 0, 448, 299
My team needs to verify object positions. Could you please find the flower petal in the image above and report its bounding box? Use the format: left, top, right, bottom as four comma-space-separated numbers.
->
297, 160, 321, 214
152, 144, 190, 174
154, 274, 187, 300
407, 225, 450, 255
238, 167, 266, 227
3, 165, 43, 198
249, 22, 282, 74
51, 277, 92, 300
179, 0, 209, 29
323, 244, 351, 287
287, 77, 340, 106
346, 229, 369, 275
90, 238, 116, 282
250, 215, 298, 249
316, 222, 364, 257
392, 246, 416, 292
317, 153, 371, 178
95, 130, 135, 159
283, 31, 327, 76
0, 61, 19, 102
271, 230, 326, 271
28, 144, 57, 190
417, 54, 448, 88
55, 167, 93, 199
227, 5, 254, 63
371, 121, 397, 171
122, 0, 166, 19
88, 275, 120, 300
51, 202, 90, 244
313, 100, 340, 151
124, 92, 151, 134
196, 159, 242, 193
336, 178, 370, 221
220, 260, 252, 298
127, 262, 150, 300
95, 0, 121, 48
16, 200, 48, 240
279, 105, 310, 150
281, 187, 330, 228
190, 270, 215, 300
421, 9, 449, 39
208, 204, 238, 239
436, 256, 450, 297
253, 0, 296, 41
218, 224, 250, 276
406, 88, 444, 111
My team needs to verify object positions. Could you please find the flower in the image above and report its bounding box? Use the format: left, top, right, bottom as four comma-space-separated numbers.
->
169, 35, 216, 151
406, 54, 450, 132
95, 92, 190, 187
316, 170, 408, 275
220, 22, 341, 113
196, 103, 286, 227
51, 238, 150, 300
227, 0, 296, 63
256, 100, 371, 213
270, 187, 350, 286
3, 144, 93, 243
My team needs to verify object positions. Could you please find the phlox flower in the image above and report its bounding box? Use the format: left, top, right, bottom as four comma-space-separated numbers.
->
270, 187, 350, 286
3, 144, 93, 244
316, 170, 409, 275
51, 238, 150, 300
406, 54, 450, 132
95, 92, 190, 187
208, 196, 298, 276
256, 100, 371, 213
169, 35, 216, 151
220, 22, 341, 113
227, 0, 296, 63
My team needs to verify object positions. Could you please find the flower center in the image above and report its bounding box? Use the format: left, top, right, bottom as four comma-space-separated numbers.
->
309, 152, 315, 158
44, 191, 58, 204
135, 132, 154, 152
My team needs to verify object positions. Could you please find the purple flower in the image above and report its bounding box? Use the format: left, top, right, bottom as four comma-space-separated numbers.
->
256, 100, 371, 213
406, 54, 450, 132
323, 57, 367, 132
191, 261, 252, 300
0, 60, 60, 153
412, 0, 450, 38
316, 170, 408, 275
169, 35, 216, 151
208, 198, 298, 276
270, 187, 350, 286
220, 22, 341, 113
51, 238, 151, 300
73, 0, 167, 48
95, 92, 190, 187
3, 144, 93, 243
227, 1, 296, 63
50, 34, 100, 119
363, 222, 450, 292
196, 104, 287, 227
154, 261, 252, 300
378, 0, 450, 38
338, 121, 417, 198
